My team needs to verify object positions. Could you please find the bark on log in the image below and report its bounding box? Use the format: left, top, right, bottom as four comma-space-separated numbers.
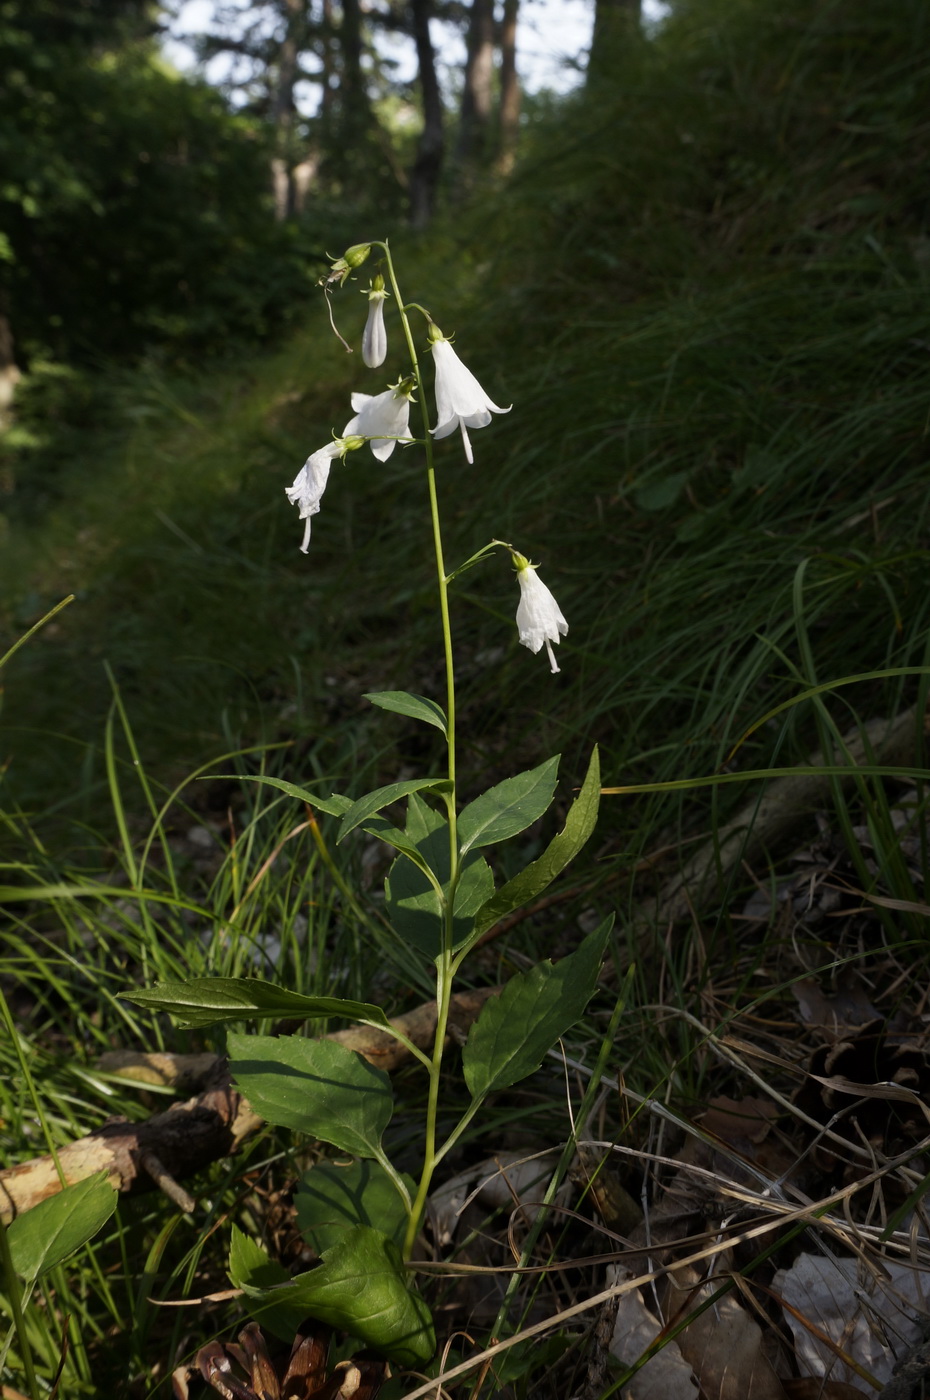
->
633, 707, 922, 940
0, 988, 499, 1224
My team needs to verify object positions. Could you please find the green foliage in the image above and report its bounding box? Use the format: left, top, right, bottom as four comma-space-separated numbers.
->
458, 755, 561, 853
462, 916, 614, 1098
228, 1032, 395, 1159
296, 1158, 414, 1253
231, 1224, 436, 1366
6, 1173, 117, 1281
0, 0, 311, 363
124, 976, 394, 1030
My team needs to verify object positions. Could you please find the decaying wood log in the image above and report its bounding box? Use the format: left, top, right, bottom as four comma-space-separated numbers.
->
0, 987, 499, 1224
634, 706, 921, 938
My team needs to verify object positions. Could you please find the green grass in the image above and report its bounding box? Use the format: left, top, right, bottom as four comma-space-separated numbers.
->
2, 0, 930, 1392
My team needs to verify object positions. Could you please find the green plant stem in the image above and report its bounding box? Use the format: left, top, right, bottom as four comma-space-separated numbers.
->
376, 240, 461, 1260
0, 1220, 41, 1400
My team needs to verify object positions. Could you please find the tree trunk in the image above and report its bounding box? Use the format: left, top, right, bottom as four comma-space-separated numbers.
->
271, 0, 304, 219
495, 0, 520, 175
456, 0, 495, 171
588, 0, 641, 86
408, 0, 444, 228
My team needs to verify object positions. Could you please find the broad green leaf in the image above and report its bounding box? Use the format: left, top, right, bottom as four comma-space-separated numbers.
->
229, 1226, 307, 1338
229, 1224, 290, 1290
462, 916, 613, 1100
364, 690, 447, 735
457, 755, 560, 854
123, 978, 392, 1030
467, 747, 601, 944
386, 811, 495, 959
239, 1225, 435, 1366
295, 1158, 414, 1254
7, 1173, 117, 1281
228, 1033, 393, 1157
216, 775, 351, 817
337, 778, 452, 844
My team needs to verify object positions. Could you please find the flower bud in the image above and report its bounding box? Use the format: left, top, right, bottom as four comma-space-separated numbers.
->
362, 275, 389, 368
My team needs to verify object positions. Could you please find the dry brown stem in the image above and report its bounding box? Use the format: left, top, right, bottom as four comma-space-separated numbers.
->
0, 987, 499, 1224
635, 707, 920, 937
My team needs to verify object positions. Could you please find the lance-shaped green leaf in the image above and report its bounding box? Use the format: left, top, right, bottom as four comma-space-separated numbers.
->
123, 978, 393, 1030
228, 1033, 393, 1157
233, 1224, 435, 1366
296, 1158, 414, 1255
337, 777, 452, 844
462, 915, 613, 1100
466, 747, 600, 945
364, 690, 447, 735
215, 775, 352, 817
457, 755, 560, 854
7, 1173, 117, 1281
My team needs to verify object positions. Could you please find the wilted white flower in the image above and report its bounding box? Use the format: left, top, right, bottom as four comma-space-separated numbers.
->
286, 443, 339, 553
286, 436, 363, 553
512, 552, 568, 673
342, 379, 414, 461
362, 276, 389, 368
429, 326, 510, 464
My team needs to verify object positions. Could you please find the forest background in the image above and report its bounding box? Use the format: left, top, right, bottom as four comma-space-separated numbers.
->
1, 0, 930, 1394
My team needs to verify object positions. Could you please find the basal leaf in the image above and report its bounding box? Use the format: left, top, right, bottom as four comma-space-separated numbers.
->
467, 747, 601, 944
337, 778, 452, 843
295, 1158, 414, 1254
123, 978, 392, 1031
364, 691, 447, 735
462, 916, 613, 1100
457, 755, 560, 854
7, 1173, 117, 1281
228, 1033, 393, 1157
240, 1225, 435, 1366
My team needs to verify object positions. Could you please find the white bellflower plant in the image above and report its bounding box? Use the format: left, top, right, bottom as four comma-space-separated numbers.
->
512, 551, 568, 673
362, 276, 389, 368
343, 379, 415, 461
286, 435, 363, 552
428, 324, 509, 463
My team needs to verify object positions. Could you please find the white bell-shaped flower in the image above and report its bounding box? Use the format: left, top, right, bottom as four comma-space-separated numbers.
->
343, 380, 414, 461
513, 552, 568, 673
429, 326, 510, 463
286, 443, 339, 553
362, 276, 389, 368
286, 435, 364, 553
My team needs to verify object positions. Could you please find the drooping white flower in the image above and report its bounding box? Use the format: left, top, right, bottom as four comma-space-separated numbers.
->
362, 276, 389, 368
513, 552, 568, 673
429, 325, 510, 464
285, 435, 364, 553
342, 379, 414, 462
286, 443, 340, 553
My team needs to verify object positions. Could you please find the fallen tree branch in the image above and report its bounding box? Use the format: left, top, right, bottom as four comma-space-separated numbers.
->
633, 706, 922, 938
0, 987, 499, 1223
